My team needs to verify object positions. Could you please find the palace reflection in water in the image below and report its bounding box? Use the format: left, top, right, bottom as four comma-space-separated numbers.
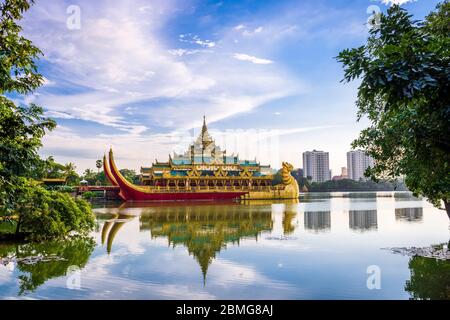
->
140, 204, 274, 282
101, 202, 276, 282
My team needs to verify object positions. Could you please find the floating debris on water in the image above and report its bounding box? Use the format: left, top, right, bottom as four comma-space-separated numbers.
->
265, 235, 298, 240
0, 254, 67, 266
382, 245, 450, 261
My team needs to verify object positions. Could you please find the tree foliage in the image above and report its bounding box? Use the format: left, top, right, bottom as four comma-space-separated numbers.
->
82, 167, 139, 185
337, 3, 450, 216
7, 178, 95, 241
119, 168, 139, 184
34, 157, 81, 186
0, 0, 95, 239
308, 179, 408, 192
0, 0, 42, 94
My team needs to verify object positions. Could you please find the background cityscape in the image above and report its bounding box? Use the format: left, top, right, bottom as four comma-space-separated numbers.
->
299, 149, 374, 183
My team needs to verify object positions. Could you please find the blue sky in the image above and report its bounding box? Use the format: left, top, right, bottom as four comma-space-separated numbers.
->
15, 0, 442, 174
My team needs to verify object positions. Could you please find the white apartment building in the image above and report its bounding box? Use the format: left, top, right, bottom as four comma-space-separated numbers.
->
347, 150, 374, 181
302, 150, 331, 182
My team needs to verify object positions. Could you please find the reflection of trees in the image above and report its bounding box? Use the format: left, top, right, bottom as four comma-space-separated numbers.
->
304, 211, 330, 232
0, 237, 95, 295
139, 204, 273, 282
349, 210, 377, 232
405, 255, 450, 300
395, 207, 423, 222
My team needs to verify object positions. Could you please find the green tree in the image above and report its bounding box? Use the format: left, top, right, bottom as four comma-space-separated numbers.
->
82, 168, 96, 185
119, 168, 138, 184
63, 162, 76, 176
95, 159, 102, 185
1, 0, 55, 216
0, 0, 42, 94
405, 252, 450, 299
12, 179, 95, 240
0, 0, 95, 239
307, 179, 408, 192
296, 176, 311, 191
43, 156, 64, 178
95, 170, 107, 185
337, 3, 450, 218
96, 159, 102, 173
63, 162, 79, 186
271, 169, 283, 185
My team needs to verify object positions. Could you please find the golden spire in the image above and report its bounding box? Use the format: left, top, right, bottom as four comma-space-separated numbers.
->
201, 114, 207, 135
201, 115, 212, 147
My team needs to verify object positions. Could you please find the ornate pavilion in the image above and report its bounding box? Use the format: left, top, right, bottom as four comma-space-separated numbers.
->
140, 117, 274, 189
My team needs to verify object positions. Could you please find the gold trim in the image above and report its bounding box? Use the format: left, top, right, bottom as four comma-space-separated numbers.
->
103, 154, 118, 186
109, 149, 154, 193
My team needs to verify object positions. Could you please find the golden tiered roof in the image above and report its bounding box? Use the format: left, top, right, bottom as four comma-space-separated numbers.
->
140, 116, 275, 186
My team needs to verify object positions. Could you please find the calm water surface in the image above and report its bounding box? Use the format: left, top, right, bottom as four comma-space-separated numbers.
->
1, 192, 449, 299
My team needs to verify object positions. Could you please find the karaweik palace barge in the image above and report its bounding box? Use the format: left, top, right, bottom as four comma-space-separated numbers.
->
103, 116, 299, 201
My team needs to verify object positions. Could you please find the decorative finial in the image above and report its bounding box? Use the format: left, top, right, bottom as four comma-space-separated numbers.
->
201, 114, 208, 135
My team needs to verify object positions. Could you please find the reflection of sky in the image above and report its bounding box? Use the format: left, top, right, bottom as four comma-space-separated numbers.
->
0, 194, 449, 299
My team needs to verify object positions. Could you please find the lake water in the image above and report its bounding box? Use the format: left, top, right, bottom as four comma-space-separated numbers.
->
1, 192, 449, 299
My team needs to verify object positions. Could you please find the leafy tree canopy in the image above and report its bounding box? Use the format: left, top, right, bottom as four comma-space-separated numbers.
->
0, 0, 94, 239
337, 3, 450, 216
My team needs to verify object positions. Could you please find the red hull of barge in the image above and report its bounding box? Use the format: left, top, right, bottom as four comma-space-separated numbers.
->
116, 190, 247, 202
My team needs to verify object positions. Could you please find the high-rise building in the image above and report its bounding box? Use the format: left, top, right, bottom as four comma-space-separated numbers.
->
302, 150, 331, 182
347, 150, 374, 181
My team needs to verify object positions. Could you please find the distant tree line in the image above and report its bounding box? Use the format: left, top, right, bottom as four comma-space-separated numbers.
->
81, 165, 140, 186
33, 157, 140, 187
272, 169, 408, 192
307, 179, 408, 192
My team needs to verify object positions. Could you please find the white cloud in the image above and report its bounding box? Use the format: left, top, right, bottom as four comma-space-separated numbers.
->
138, 5, 152, 12
167, 48, 208, 56
20, 0, 314, 168
40, 123, 329, 173
23, 0, 216, 129
239, 25, 264, 37
233, 53, 273, 64
42, 77, 55, 86
21, 0, 302, 132
45, 111, 75, 119
179, 34, 216, 48
381, 0, 416, 5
